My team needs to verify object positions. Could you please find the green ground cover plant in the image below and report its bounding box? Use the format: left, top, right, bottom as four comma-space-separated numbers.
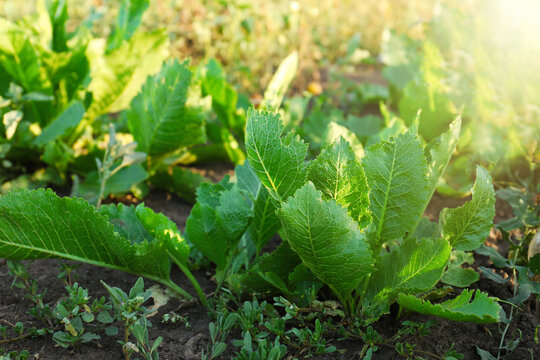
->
3, 262, 163, 360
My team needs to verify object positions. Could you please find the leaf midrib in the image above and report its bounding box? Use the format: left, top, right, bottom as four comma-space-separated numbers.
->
251, 137, 281, 201
0, 235, 154, 276
149, 70, 186, 154
375, 143, 397, 243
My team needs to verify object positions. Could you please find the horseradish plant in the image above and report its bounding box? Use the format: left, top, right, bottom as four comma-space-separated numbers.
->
237, 108, 500, 323
0, 107, 501, 323
0, 190, 206, 305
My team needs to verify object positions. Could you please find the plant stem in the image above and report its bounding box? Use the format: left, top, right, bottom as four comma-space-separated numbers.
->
0, 333, 31, 344
215, 254, 235, 295
497, 250, 519, 360
157, 277, 194, 301
96, 147, 110, 209
123, 325, 130, 360
167, 251, 207, 307
354, 276, 371, 316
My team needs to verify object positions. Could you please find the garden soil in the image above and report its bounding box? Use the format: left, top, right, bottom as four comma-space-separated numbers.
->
1, 167, 539, 359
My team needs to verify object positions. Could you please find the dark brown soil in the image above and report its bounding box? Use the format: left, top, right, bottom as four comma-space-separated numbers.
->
1, 185, 538, 359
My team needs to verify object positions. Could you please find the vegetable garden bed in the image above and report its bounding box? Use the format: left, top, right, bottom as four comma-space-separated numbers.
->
1, 185, 538, 360
1, 1, 539, 359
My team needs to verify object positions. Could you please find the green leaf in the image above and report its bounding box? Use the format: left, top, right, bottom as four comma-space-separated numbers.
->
47, 0, 69, 52
99, 203, 154, 245
516, 266, 540, 296
246, 108, 308, 202
308, 137, 370, 227
398, 290, 500, 323
441, 251, 479, 287
397, 42, 456, 141
33, 101, 85, 146
441, 166, 495, 251
212, 342, 227, 359
261, 51, 298, 112
45, 46, 89, 105
320, 121, 364, 159
476, 347, 497, 360
236, 160, 280, 255
410, 216, 441, 240
0, 189, 191, 297
363, 130, 429, 246
126, 59, 206, 157
301, 100, 343, 148
107, 0, 150, 52
277, 182, 373, 303
425, 116, 461, 197
184, 178, 252, 270
86, 30, 168, 119
475, 244, 510, 268
367, 237, 450, 302
0, 19, 51, 93
135, 204, 190, 265
199, 59, 245, 142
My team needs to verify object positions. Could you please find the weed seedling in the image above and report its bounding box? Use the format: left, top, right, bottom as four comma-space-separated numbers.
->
52, 282, 111, 348
201, 311, 239, 360
101, 278, 158, 360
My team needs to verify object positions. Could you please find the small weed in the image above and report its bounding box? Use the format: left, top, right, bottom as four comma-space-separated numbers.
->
52, 282, 111, 348
102, 277, 158, 360
161, 312, 191, 329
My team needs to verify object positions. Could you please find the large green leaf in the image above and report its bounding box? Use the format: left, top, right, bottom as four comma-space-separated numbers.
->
308, 137, 370, 227
107, 0, 149, 52
245, 109, 308, 202
277, 182, 373, 304
86, 30, 168, 119
363, 130, 429, 246
441, 166, 495, 251
398, 290, 500, 323
184, 178, 252, 270
126, 59, 206, 157
366, 237, 450, 303
236, 160, 280, 255
0, 189, 190, 296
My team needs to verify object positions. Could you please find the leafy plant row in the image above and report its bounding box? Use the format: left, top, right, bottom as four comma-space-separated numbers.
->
0, 105, 504, 325
0, 0, 298, 205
